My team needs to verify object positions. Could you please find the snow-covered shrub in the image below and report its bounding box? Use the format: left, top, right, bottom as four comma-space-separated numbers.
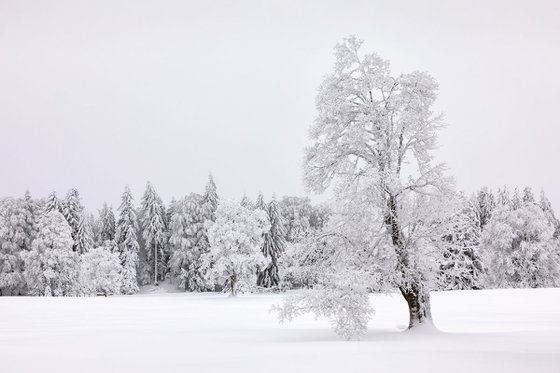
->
274, 271, 373, 340
22, 211, 80, 296
203, 200, 270, 296
79, 247, 123, 296
480, 204, 560, 288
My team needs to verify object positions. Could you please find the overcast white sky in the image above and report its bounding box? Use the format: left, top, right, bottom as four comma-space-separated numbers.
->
1, 0, 559, 211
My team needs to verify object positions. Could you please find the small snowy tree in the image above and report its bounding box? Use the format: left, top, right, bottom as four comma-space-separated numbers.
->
472, 188, 495, 230
116, 186, 140, 294
202, 174, 219, 222
539, 190, 560, 238
480, 204, 560, 288
257, 196, 286, 288
203, 200, 270, 296
22, 211, 79, 296
139, 182, 167, 285
79, 247, 123, 296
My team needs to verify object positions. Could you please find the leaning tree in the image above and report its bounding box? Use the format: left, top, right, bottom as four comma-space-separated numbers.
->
300, 36, 457, 330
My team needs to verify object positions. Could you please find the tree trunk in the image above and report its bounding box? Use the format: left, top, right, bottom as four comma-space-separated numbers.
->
385, 194, 433, 329
230, 274, 237, 296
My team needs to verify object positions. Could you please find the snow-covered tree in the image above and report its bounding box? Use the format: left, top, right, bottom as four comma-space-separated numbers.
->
203, 200, 270, 296
79, 247, 123, 296
22, 211, 79, 296
169, 193, 208, 291
511, 188, 522, 210
257, 196, 286, 288
240, 194, 252, 209
99, 203, 116, 243
496, 187, 511, 208
62, 188, 84, 252
74, 214, 94, 254
279, 36, 456, 335
0, 197, 32, 295
139, 182, 167, 285
539, 190, 560, 238
480, 204, 560, 288
116, 186, 140, 294
202, 174, 219, 223
522, 186, 535, 204
45, 191, 61, 214
472, 188, 495, 230
278, 196, 313, 243
438, 195, 483, 290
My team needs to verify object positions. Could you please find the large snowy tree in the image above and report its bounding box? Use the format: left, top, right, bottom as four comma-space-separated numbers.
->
74, 214, 94, 254
280, 36, 457, 333
22, 211, 80, 296
115, 186, 140, 294
139, 182, 167, 285
203, 200, 270, 296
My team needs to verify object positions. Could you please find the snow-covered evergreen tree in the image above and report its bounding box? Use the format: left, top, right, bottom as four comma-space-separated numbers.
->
511, 188, 522, 210
496, 187, 511, 209
257, 195, 286, 288
202, 174, 219, 222
169, 193, 208, 291
74, 214, 94, 254
0, 197, 31, 295
62, 188, 84, 252
472, 188, 495, 230
45, 191, 61, 214
99, 203, 116, 243
240, 194, 252, 209
438, 195, 483, 290
203, 200, 270, 296
116, 186, 140, 294
539, 190, 560, 238
139, 182, 167, 285
22, 211, 79, 296
79, 246, 123, 296
480, 204, 560, 288
522, 186, 535, 204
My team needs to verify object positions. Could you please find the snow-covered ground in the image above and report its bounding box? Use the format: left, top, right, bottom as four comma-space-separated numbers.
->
1, 288, 559, 373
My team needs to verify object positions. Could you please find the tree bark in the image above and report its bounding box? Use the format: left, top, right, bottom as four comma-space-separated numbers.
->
230, 274, 237, 297
385, 194, 432, 329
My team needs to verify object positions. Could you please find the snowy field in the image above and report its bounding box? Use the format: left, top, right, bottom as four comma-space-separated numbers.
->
1, 288, 559, 373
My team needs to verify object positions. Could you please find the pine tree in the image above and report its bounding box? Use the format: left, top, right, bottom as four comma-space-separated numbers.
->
116, 186, 140, 294
257, 195, 287, 288
45, 191, 61, 214
240, 194, 252, 209
139, 182, 167, 285
472, 188, 495, 230
75, 214, 94, 254
0, 197, 30, 295
62, 188, 84, 251
496, 187, 511, 209
522, 186, 535, 204
539, 190, 560, 238
202, 174, 219, 222
169, 193, 208, 291
99, 203, 117, 243
511, 188, 522, 210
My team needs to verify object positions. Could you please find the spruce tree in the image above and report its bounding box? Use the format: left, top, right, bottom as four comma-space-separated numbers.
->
257, 195, 286, 288
45, 191, 61, 214
522, 186, 535, 204
75, 214, 94, 254
202, 174, 219, 222
116, 186, 140, 294
140, 182, 167, 285
99, 203, 116, 243
62, 188, 84, 252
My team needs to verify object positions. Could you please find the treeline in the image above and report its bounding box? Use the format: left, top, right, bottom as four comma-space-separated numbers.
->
0, 179, 558, 297
0, 175, 328, 296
